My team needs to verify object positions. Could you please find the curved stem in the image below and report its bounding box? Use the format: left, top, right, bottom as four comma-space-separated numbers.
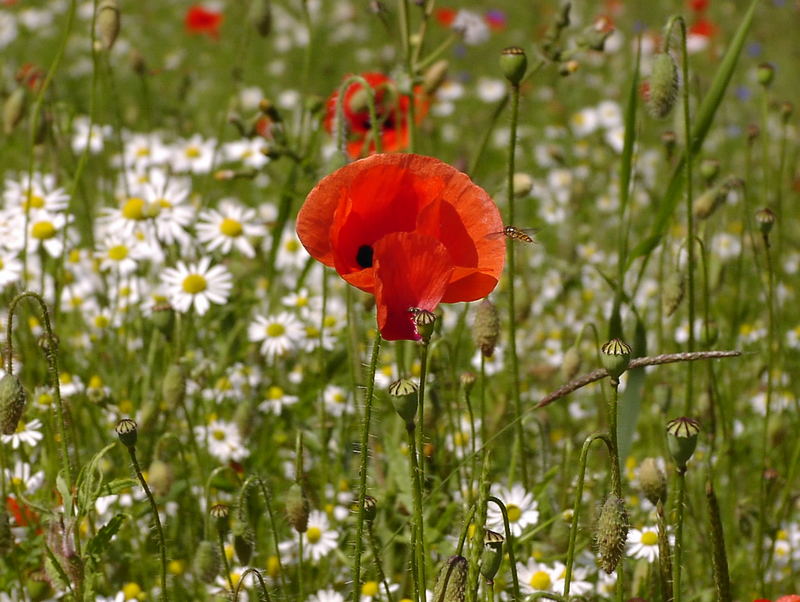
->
334, 75, 383, 160
353, 334, 382, 602
233, 568, 272, 602
487, 496, 521, 602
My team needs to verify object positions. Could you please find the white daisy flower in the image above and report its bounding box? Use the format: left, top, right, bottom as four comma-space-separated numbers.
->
1, 418, 44, 449
122, 132, 170, 169
71, 117, 111, 154
248, 312, 304, 358
0, 253, 23, 289
308, 588, 345, 602
570, 107, 599, 137
171, 134, 217, 174
300, 510, 339, 563
476, 77, 506, 103
275, 228, 310, 271
196, 200, 266, 258
451, 10, 490, 45
161, 257, 233, 315
258, 385, 299, 415
627, 526, 673, 562
5, 460, 45, 494
222, 138, 270, 169
96, 235, 144, 275
323, 385, 352, 417
517, 558, 561, 594
7, 212, 74, 258
194, 419, 249, 463
3, 172, 70, 218
487, 483, 539, 537
359, 580, 399, 602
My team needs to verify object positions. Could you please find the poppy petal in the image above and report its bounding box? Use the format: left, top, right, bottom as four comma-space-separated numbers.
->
373, 231, 454, 340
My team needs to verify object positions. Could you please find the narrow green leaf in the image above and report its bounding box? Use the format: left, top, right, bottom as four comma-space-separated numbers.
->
56, 471, 72, 518
85, 514, 127, 560
76, 442, 116, 514
628, 0, 760, 265
98, 478, 139, 497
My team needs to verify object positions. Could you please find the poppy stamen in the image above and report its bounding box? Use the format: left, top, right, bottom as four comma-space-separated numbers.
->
356, 245, 374, 268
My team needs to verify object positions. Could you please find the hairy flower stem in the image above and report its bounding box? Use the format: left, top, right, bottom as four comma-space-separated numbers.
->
126, 444, 169, 601
413, 341, 430, 596
252, 476, 287, 591
656, 501, 674, 601
562, 433, 613, 596
407, 421, 424, 602
353, 334, 382, 602
398, 0, 416, 152
672, 468, 687, 602
368, 523, 395, 602
705, 480, 731, 601
505, 81, 528, 490
334, 74, 383, 160
466, 452, 491, 602
608, 380, 624, 602
219, 528, 235, 593
234, 568, 273, 602
487, 497, 521, 601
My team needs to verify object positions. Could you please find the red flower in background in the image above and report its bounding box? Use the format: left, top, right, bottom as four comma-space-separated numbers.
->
324, 73, 428, 159
296, 154, 505, 340
185, 5, 224, 39
776, 597, 800, 602
689, 0, 709, 12
689, 18, 717, 38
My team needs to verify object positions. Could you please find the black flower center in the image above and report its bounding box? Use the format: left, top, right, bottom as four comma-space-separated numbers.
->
356, 245, 374, 268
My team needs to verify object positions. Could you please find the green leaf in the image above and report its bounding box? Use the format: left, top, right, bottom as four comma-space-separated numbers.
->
85, 514, 127, 561
56, 471, 72, 518
98, 478, 138, 497
628, 0, 760, 266
76, 442, 116, 515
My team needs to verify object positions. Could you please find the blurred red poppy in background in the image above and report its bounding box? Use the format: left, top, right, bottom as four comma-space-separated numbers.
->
296, 154, 505, 340
185, 5, 224, 39
324, 73, 428, 159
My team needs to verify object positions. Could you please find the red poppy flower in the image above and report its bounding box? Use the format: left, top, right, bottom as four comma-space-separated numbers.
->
324, 73, 428, 159
185, 5, 224, 39
435, 7, 457, 26
776, 596, 800, 602
688, 0, 709, 12
296, 153, 505, 341
689, 18, 716, 39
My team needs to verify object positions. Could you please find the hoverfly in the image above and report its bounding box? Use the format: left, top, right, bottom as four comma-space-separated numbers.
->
486, 225, 540, 244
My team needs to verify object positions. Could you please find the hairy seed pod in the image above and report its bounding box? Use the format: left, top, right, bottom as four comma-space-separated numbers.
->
595, 495, 629, 574
96, 0, 120, 51
666, 417, 700, 471
0, 373, 28, 435
662, 271, 685, 317
285, 483, 309, 533
162, 363, 186, 409
647, 53, 679, 119
480, 530, 505, 584
232, 521, 255, 565
473, 298, 500, 357
147, 459, 173, 498
193, 540, 221, 584
432, 555, 468, 602
638, 458, 667, 505
0, 508, 12, 554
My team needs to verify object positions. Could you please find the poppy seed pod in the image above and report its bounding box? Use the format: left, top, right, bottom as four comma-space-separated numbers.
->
755, 207, 776, 236
595, 495, 629, 574
115, 418, 138, 448
413, 308, 437, 342
666, 417, 700, 471
480, 530, 505, 584
500, 47, 527, 86
96, 0, 120, 51
0, 373, 28, 435
432, 555, 468, 602
363, 495, 378, 522
473, 298, 500, 357
647, 53, 679, 119
389, 378, 418, 425
600, 338, 632, 383
756, 62, 774, 87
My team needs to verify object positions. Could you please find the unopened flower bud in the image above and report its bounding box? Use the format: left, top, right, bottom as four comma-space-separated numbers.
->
661, 130, 677, 159
699, 158, 720, 184
746, 123, 760, 143
600, 338, 632, 383
561, 345, 582, 382
423, 60, 449, 95
459, 372, 476, 395
647, 53, 679, 119
2, 88, 26, 136
780, 101, 793, 123
755, 207, 776, 236
210, 503, 230, 536
389, 378, 418, 425
662, 271, 685, 317
559, 59, 580, 76
0, 373, 28, 435
473, 299, 500, 357
285, 483, 309, 533
480, 530, 504, 584
115, 418, 138, 448
666, 417, 700, 471
233, 521, 255, 565
500, 47, 527, 86
193, 540, 221, 583
150, 303, 174, 336
96, 0, 120, 51
162, 363, 186, 409
595, 495, 629, 574
756, 62, 774, 88
638, 458, 667, 505
512, 172, 534, 197
432, 555, 468, 602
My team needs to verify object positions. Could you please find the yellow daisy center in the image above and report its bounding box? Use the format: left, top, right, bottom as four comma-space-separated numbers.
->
108, 245, 129, 261
266, 323, 285, 337
11, 476, 22, 486
31, 221, 56, 240
220, 217, 243, 237
185, 146, 201, 158
88, 375, 102, 389
266, 555, 280, 578
361, 581, 379, 597
24, 193, 45, 210
94, 315, 110, 329
530, 570, 552, 590
641, 531, 658, 546
182, 274, 207, 294
122, 197, 146, 220
506, 503, 522, 523
122, 582, 142, 600
284, 239, 300, 252
212, 429, 226, 441
0, 258, 4, 269
306, 526, 322, 544
135, 147, 150, 157
268, 386, 284, 400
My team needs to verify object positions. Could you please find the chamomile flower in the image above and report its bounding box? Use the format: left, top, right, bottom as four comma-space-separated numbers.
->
5, 460, 45, 494
308, 588, 345, 602
161, 257, 232, 315
275, 228, 309, 271
516, 558, 560, 594
451, 9, 490, 45
248, 312, 304, 358
222, 138, 270, 169
487, 483, 539, 536
258, 385, 299, 415
3, 172, 70, 218
196, 200, 266, 257
71, 117, 111, 154
476, 77, 506, 103
0, 253, 23, 289
171, 134, 217, 174
323, 385, 353, 417
11, 212, 73, 257
360, 580, 399, 602
1, 418, 44, 449
96, 235, 143, 275
194, 419, 248, 463
627, 526, 673, 562
300, 510, 339, 562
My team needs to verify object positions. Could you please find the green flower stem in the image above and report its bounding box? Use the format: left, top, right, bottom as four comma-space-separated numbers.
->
506, 81, 528, 490
6, 292, 73, 492
334, 74, 383, 160
125, 444, 169, 601
608, 380, 624, 602
665, 16, 696, 415
672, 467, 688, 602
562, 432, 613, 597
398, 0, 416, 152
250, 475, 287, 591
368, 522, 395, 602
406, 417, 425, 601
487, 496, 521, 602
219, 527, 235, 593
234, 568, 272, 602
756, 228, 776, 590
466, 452, 491, 602
353, 334, 382, 602
297, 530, 305, 601
412, 340, 430, 597
656, 501, 673, 602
